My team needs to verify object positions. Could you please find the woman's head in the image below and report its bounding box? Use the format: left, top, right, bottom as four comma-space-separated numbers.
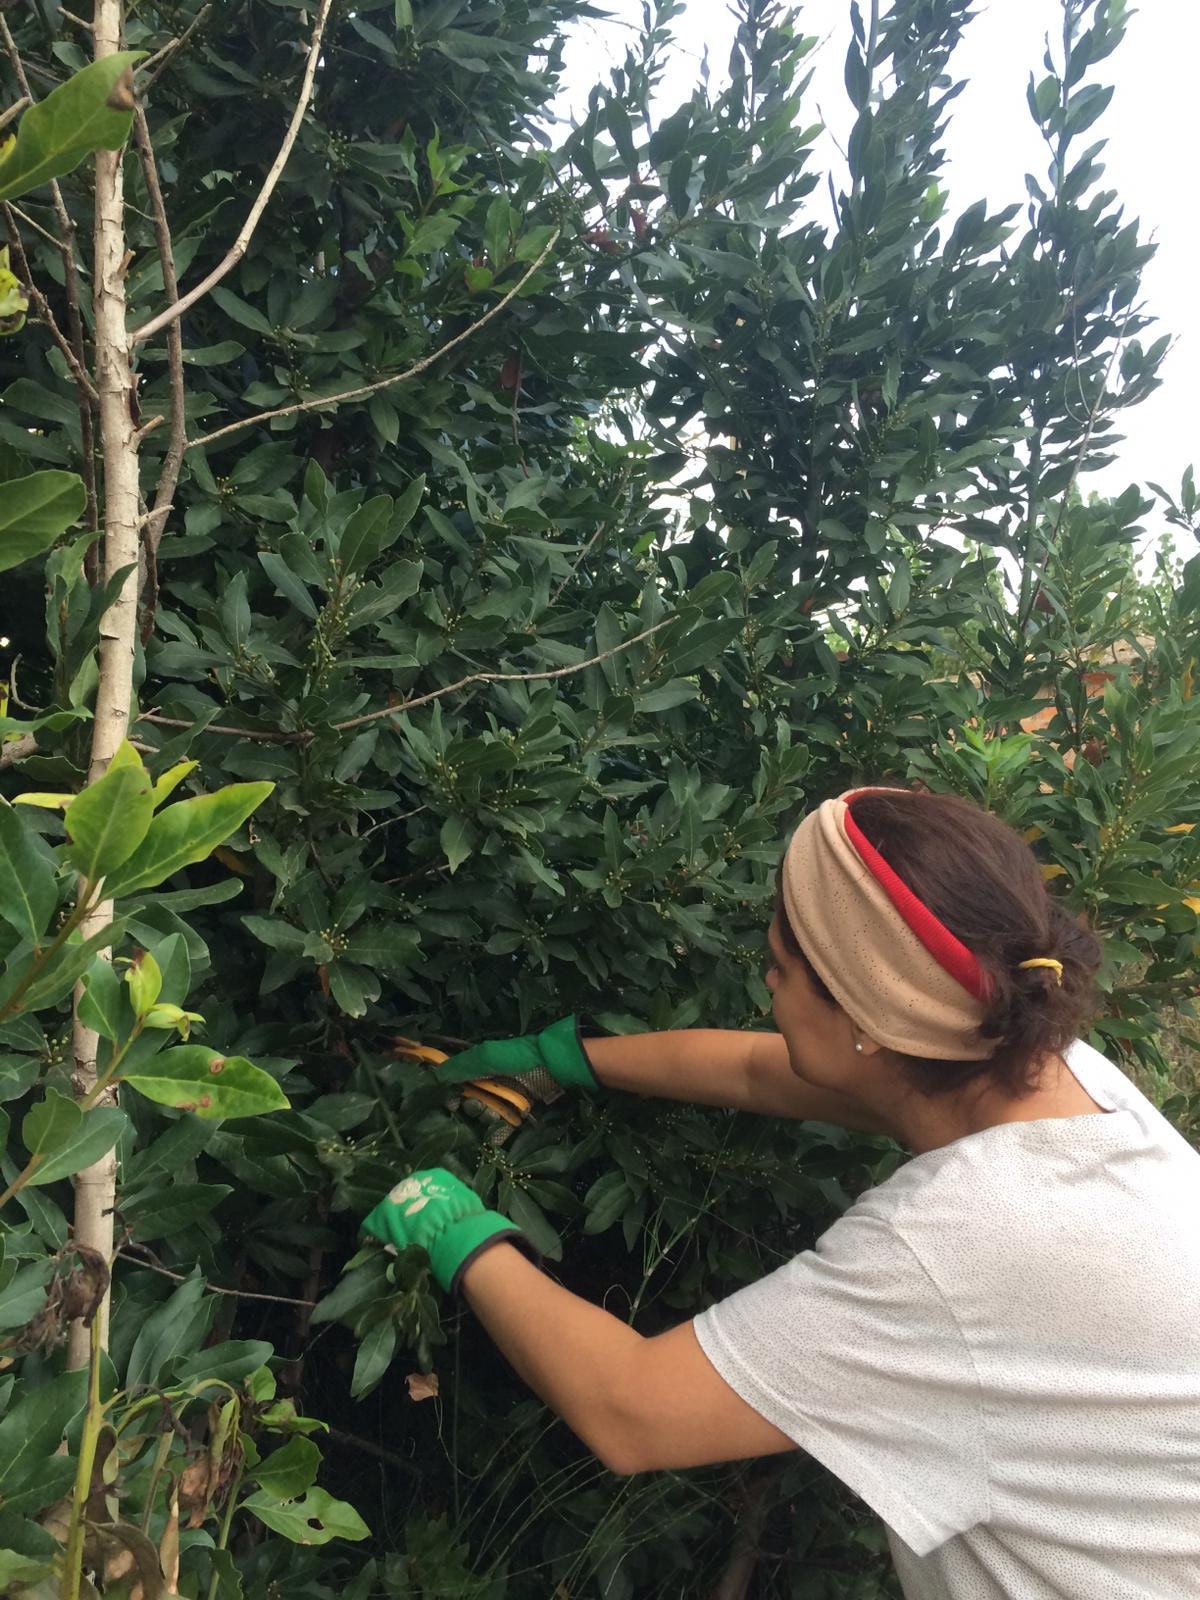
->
768, 787, 1101, 1100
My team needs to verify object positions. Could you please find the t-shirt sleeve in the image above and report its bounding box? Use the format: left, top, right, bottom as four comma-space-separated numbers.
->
693, 1207, 990, 1557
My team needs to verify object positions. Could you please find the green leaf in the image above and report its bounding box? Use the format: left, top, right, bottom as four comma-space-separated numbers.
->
0, 53, 146, 203
123, 1181, 231, 1240
0, 471, 85, 571
0, 800, 57, 944
242, 1486, 369, 1545
252, 1435, 321, 1499
122, 1046, 290, 1118
25, 1106, 127, 1186
341, 923, 419, 973
440, 815, 473, 874
102, 783, 274, 898
0, 1515, 57, 1588
1, 917, 129, 1015
21, 1087, 81, 1163
0, 1369, 87, 1516
125, 949, 163, 1016
125, 1274, 214, 1390
77, 956, 127, 1042
637, 680, 699, 714
64, 758, 155, 881
173, 1338, 274, 1387
258, 552, 319, 620
349, 1318, 396, 1399
338, 496, 393, 575
150, 760, 198, 808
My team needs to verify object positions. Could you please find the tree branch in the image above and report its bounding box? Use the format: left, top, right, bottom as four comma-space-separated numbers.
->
132, 104, 186, 640
1, 208, 99, 403
130, 0, 334, 345
115, 1245, 316, 1308
186, 228, 559, 451
331, 613, 669, 732
0, 735, 37, 771
138, 2, 211, 92
135, 616, 672, 743
0, 93, 29, 133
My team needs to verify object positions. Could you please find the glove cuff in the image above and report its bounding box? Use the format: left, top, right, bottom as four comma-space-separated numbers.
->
538, 1014, 599, 1092
428, 1210, 527, 1294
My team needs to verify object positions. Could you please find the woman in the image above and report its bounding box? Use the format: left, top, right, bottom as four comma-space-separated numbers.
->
364, 786, 1200, 1599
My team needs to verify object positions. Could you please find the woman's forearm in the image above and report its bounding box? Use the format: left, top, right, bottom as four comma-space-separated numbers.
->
583, 1029, 885, 1128
459, 1242, 794, 1474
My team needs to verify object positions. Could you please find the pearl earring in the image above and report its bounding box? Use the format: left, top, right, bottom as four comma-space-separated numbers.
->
855, 1042, 863, 1053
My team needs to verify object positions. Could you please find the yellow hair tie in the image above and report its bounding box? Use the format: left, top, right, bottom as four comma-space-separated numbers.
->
1018, 958, 1063, 985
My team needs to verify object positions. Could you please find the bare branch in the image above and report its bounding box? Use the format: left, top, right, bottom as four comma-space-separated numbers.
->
0, 735, 37, 772
332, 615, 670, 732
116, 1245, 316, 1308
2, 208, 100, 403
138, 711, 302, 741
187, 228, 560, 452
4, 201, 61, 250
139, 2, 211, 92
132, 103, 186, 647
0, 93, 29, 132
133, 617, 673, 743
130, 0, 334, 345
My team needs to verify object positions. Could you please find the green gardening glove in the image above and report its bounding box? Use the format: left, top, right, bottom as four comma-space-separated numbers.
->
361, 1168, 529, 1293
432, 1015, 599, 1097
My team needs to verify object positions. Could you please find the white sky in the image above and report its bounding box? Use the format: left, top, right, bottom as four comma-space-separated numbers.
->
558, 0, 1197, 511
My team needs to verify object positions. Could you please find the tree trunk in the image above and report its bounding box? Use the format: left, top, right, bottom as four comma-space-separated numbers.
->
66, 0, 139, 1369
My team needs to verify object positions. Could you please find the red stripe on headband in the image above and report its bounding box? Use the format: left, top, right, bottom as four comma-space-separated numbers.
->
842, 803, 991, 1002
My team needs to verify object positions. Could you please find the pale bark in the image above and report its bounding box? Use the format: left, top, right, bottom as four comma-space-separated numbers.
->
67, 0, 141, 1369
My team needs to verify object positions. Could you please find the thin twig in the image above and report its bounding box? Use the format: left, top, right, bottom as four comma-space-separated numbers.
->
115, 1246, 316, 1308
0, 734, 37, 771
137, 712, 302, 740
59, 9, 94, 30
138, 2, 211, 91
132, 104, 186, 641
134, 617, 672, 743
4, 201, 61, 250
0, 93, 29, 132
131, 0, 333, 344
0, 209, 99, 403
331, 614, 669, 733
187, 229, 560, 451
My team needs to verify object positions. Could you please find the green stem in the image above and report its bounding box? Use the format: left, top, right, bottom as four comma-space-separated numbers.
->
60, 1314, 105, 1600
0, 890, 94, 1024
139, 1428, 175, 1535
205, 1464, 244, 1600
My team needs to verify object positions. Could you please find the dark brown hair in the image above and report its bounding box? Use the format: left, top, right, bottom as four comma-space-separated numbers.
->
776, 787, 1102, 1097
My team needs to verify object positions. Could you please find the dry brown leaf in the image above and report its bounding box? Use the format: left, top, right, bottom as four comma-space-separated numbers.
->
405, 1371, 439, 1402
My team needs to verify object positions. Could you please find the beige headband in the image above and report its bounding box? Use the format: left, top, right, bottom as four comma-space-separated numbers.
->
781, 790, 993, 1060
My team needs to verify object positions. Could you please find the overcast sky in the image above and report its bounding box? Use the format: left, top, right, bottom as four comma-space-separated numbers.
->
558, 0, 1196, 518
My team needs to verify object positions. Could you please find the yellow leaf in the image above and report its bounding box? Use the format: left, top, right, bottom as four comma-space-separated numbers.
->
1022, 825, 1042, 843
1165, 823, 1195, 834
1040, 864, 1067, 881
405, 1371, 439, 1403
1184, 897, 1200, 916
12, 791, 73, 810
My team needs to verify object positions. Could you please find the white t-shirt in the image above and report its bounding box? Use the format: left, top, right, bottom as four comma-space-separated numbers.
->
693, 1040, 1200, 1599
